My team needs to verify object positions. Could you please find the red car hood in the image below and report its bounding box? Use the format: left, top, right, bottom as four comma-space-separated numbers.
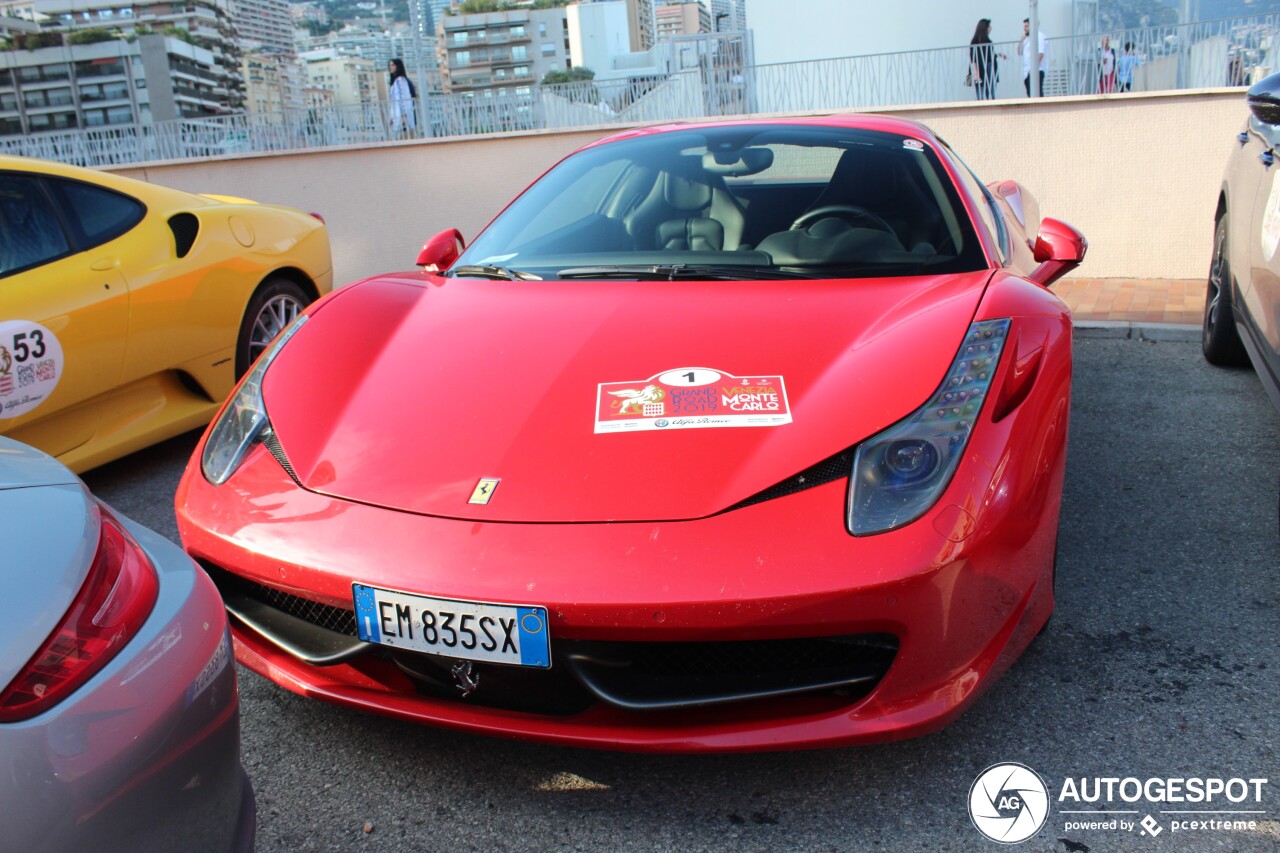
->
264, 271, 992, 522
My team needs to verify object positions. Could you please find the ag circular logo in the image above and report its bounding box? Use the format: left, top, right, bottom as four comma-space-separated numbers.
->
968, 762, 1050, 844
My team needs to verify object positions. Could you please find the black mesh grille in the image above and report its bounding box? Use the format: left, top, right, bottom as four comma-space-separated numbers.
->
168, 212, 199, 258
202, 562, 356, 636
564, 633, 897, 711
583, 633, 896, 678
262, 431, 298, 482
728, 449, 853, 511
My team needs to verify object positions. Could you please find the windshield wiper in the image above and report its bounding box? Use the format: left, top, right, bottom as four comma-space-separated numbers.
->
449, 264, 542, 281
556, 264, 813, 281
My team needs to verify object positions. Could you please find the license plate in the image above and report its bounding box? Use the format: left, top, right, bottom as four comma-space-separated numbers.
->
352, 583, 551, 668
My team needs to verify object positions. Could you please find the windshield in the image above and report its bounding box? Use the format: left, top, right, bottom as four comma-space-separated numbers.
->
452, 124, 988, 280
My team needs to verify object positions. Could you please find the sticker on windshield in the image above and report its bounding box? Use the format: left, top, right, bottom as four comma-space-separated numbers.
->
0, 320, 63, 419
1262, 171, 1280, 262
595, 367, 792, 433
902, 138, 924, 151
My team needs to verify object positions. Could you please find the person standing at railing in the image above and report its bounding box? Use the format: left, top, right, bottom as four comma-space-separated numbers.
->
969, 19, 1004, 100
1098, 35, 1117, 93
388, 58, 417, 139
1116, 42, 1142, 92
1020, 18, 1048, 97
1227, 50, 1246, 86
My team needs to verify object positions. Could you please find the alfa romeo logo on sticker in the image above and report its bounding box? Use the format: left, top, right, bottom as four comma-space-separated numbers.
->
968, 762, 1050, 844
0, 320, 63, 420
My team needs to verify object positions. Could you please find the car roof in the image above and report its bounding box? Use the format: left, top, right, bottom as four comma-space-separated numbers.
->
0, 153, 198, 203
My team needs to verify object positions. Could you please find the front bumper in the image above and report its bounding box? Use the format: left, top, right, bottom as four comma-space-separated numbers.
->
175, 373, 1066, 751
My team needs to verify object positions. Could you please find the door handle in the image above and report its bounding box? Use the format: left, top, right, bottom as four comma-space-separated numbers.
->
1262, 150, 1275, 168
89, 257, 120, 271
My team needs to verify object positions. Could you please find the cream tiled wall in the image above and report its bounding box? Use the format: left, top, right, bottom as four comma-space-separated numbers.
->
114, 89, 1245, 286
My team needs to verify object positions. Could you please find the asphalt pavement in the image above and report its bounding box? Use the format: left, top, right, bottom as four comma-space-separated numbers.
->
82, 333, 1280, 853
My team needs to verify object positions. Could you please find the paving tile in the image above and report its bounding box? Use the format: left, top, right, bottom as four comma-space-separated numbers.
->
1058, 278, 1205, 325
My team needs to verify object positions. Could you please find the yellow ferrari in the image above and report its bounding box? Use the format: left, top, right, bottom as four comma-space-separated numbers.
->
0, 155, 333, 472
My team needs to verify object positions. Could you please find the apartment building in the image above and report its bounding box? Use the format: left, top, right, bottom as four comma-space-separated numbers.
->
242, 50, 307, 112
29, 0, 242, 104
300, 47, 384, 108
0, 33, 227, 137
655, 1, 708, 40
438, 7, 569, 94
234, 0, 293, 57
626, 0, 654, 51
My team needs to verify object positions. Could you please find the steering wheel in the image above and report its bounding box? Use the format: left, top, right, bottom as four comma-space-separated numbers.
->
790, 204, 896, 235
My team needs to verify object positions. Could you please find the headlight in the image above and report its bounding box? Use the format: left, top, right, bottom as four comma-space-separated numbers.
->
201, 314, 308, 485
847, 318, 1010, 535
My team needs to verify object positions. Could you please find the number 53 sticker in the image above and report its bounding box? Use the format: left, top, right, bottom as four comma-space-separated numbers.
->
0, 320, 63, 419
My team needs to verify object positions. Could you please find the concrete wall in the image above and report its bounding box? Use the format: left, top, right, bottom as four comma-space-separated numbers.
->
111, 88, 1246, 286
745, 0, 1073, 66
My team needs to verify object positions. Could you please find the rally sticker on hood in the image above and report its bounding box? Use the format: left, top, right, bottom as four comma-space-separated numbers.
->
0, 320, 63, 420
595, 367, 792, 433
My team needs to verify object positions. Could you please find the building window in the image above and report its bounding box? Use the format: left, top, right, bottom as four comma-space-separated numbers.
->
452, 31, 467, 45
454, 50, 470, 67
510, 25, 524, 37
538, 22, 546, 35
512, 45, 527, 61
513, 65, 528, 77
540, 42, 555, 56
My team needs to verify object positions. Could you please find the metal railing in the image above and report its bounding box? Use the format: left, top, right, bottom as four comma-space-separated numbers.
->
3, 14, 1276, 168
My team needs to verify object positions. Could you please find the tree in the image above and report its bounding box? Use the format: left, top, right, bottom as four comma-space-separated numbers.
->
68, 28, 120, 45
542, 66, 595, 85
1098, 0, 1180, 29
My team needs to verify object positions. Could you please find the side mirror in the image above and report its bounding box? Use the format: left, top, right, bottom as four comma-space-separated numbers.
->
1029, 217, 1087, 287
416, 229, 465, 272
1247, 71, 1280, 125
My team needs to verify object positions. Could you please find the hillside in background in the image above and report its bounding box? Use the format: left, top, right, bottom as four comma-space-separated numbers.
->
1100, 0, 1280, 28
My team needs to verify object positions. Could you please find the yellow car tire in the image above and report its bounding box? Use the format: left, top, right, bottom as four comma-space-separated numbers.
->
236, 277, 310, 377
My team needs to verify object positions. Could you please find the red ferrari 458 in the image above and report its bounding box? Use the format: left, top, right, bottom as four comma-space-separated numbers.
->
176, 115, 1086, 751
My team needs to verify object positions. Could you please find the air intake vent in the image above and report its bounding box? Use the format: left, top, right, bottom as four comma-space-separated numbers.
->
728, 449, 854, 511
168, 212, 199, 258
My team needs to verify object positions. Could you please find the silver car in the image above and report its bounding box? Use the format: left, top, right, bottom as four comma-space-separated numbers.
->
0, 437, 254, 851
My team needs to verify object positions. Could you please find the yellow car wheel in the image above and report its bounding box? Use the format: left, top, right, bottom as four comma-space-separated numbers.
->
236, 277, 310, 377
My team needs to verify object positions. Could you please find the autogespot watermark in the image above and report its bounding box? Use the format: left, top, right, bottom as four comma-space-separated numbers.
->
969, 763, 1051, 843
967, 765, 1270, 844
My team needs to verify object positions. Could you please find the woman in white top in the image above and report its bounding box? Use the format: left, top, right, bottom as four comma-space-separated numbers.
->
1098, 36, 1117, 94
388, 58, 417, 137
